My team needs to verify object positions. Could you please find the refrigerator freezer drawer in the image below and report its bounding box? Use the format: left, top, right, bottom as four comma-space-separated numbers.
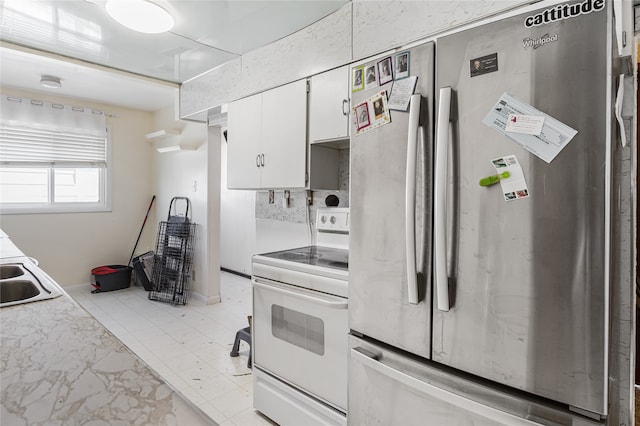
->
348, 336, 602, 426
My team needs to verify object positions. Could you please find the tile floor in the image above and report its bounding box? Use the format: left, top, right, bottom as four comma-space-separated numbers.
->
66, 271, 276, 426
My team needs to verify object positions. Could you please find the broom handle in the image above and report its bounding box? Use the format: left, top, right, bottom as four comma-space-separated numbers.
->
128, 195, 156, 267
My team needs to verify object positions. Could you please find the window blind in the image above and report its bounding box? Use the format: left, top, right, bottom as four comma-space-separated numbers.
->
0, 94, 108, 167
0, 124, 107, 166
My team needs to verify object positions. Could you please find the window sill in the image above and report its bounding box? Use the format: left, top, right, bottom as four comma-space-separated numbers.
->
0, 204, 112, 215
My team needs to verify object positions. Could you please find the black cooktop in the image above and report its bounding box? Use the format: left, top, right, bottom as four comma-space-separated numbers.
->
259, 245, 348, 271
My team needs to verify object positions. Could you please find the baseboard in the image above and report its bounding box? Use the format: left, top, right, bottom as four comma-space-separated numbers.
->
190, 291, 221, 305
221, 267, 251, 280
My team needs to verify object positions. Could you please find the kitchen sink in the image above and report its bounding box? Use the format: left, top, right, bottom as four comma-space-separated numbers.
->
1, 280, 40, 303
0, 265, 25, 280
0, 261, 63, 308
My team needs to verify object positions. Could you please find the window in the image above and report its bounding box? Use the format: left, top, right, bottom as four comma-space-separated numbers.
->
0, 96, 110, 214
271, 304, 325, 355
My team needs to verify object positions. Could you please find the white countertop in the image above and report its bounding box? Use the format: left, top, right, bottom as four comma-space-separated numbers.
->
0, 235, 25, 260
0, 230, 214, 425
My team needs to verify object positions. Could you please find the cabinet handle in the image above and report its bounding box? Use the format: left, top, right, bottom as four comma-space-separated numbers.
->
342, 99, 349, 116
261, 153, 265, 167
256, 154, 260, 168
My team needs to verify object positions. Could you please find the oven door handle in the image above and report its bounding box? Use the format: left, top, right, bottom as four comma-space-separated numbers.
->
253, 278, 348, 310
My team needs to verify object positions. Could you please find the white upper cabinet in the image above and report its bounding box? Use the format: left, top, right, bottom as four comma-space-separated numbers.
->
227, 93, 263, 189
227, 79, 308, 190
308, 65, 350, 143
261, 80, 308, 189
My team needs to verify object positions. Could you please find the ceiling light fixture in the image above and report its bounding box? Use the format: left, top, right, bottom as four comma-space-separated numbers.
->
105, 0, 174, 34
40, 76, 61, 89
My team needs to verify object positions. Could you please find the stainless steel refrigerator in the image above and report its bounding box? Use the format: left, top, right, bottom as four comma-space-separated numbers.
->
349, 2, 614, 425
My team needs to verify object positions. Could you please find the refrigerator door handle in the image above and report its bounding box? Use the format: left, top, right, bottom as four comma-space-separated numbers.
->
434, 87, 451, 311
351, 347, 539, 426
352, 346, 380, 360
405, 94, 422, 304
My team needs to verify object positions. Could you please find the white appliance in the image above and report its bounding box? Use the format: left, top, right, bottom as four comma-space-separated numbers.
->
252, 207, 349, 425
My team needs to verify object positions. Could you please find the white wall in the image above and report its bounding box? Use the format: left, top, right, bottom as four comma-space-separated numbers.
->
151, 107, 219, 303
207, 126, 222, 302
0, 86, 156, 287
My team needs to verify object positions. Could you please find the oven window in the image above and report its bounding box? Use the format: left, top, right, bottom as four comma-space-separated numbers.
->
271, 305, 325, 355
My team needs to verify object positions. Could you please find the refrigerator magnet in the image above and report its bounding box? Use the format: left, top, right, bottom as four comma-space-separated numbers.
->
352, 66, 365, 92
370, 92, 391, 125
470, 53, 498, 77
364, 64, 378, 91
354, 102, 370, 131
489, 155, 530, 202
353, 91, 391, 136
377, 57, 393, 86
394, 51, 410, 80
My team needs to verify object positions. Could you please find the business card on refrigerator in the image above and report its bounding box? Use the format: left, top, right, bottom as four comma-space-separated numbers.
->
491, 155, 530, 202
504, 114, 544, 135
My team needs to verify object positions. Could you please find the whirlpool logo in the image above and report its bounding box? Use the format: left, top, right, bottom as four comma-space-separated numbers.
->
524, 0, 605, 28
522, 33, 559, 49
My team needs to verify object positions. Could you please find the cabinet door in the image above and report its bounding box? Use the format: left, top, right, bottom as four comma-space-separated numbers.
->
227, 94, 262, 189
261, 80, 307, 189
308, 65, 350, 142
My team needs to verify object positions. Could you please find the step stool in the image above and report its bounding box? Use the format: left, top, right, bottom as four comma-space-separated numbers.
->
230, 326, 252, 368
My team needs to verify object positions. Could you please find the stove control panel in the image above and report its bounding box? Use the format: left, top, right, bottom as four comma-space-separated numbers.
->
316, 208, 349, 233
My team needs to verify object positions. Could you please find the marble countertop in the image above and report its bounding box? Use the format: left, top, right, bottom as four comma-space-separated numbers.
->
1, 292, 216, 425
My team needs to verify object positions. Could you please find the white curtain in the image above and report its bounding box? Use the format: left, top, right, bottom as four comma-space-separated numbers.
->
0, 95, 106, 137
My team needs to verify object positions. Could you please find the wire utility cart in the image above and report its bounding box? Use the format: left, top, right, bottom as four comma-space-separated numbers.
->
149, 197, 196, 305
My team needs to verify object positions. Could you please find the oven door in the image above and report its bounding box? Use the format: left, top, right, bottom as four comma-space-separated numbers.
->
252, 276, 348, 411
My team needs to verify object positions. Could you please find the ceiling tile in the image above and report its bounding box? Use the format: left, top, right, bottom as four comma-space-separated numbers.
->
0, 0, 348, 83
0, 0, 349, 110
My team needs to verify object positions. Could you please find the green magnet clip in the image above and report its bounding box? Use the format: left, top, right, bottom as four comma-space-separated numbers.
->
479, 171, 510, 187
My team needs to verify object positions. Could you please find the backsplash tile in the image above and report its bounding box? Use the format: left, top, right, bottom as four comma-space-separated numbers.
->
338, 148, 349, 191
255, 190, 349, 226
256, 147, 350, 225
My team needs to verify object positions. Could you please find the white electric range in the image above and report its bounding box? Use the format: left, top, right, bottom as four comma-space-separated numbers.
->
251, 207, 349, 426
